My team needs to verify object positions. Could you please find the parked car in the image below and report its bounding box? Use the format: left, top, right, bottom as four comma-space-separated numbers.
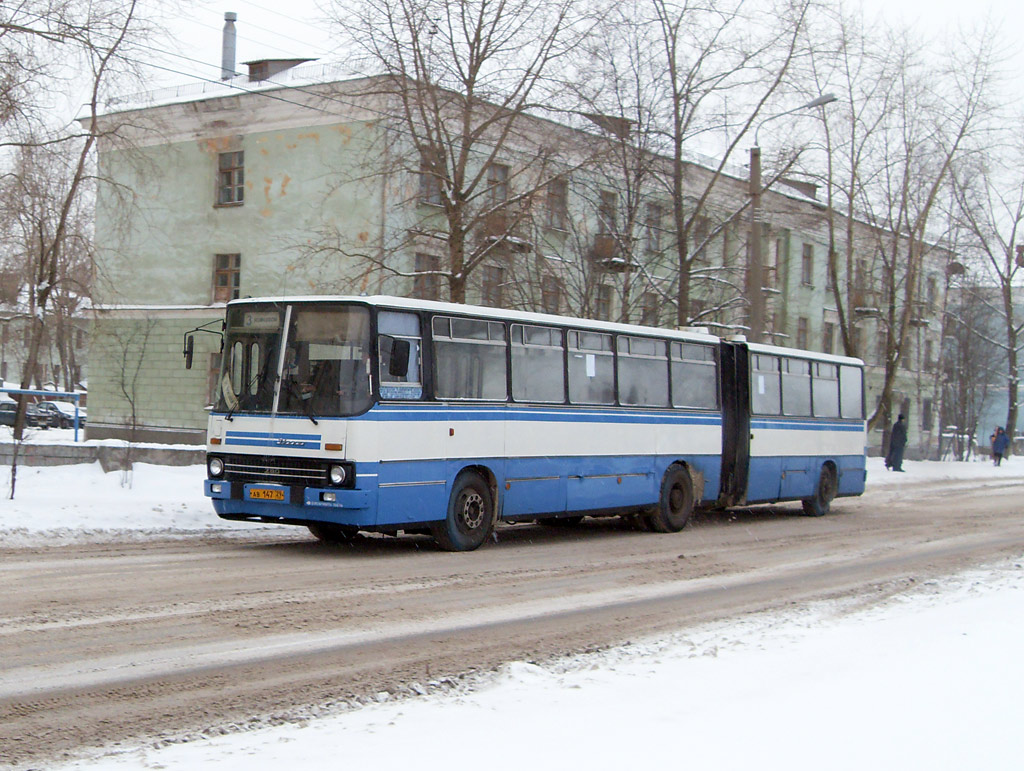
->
35, 401, 87, 429
0, 401, 50, 428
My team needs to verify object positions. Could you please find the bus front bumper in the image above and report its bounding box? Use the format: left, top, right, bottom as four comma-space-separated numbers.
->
204, 480, 371, 509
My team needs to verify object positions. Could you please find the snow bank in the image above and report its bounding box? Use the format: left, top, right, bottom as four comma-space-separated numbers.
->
0, 462, 268, 543
1, 454, 1022, 543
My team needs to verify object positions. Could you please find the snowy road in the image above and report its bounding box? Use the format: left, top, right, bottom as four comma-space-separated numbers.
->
2, 466, 1023, 768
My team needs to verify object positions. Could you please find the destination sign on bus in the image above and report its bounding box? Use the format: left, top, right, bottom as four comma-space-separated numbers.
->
243, 311, 281, 331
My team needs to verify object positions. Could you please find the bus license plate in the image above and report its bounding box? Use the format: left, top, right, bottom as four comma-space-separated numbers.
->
249, 488, 285, 501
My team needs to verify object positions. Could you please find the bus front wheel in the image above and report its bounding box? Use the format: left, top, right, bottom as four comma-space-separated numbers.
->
648, 465, 694, 533
802, 464, 837, 517
433, 471, 494, 551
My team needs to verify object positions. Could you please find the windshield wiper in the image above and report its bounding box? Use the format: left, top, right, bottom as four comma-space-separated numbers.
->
301, 398, 319, 425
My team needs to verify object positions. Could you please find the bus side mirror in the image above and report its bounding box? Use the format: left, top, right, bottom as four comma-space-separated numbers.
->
388, 339, 411, 378
183, 335, 195, 370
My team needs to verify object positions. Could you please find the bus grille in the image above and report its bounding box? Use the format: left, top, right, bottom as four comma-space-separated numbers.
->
221, 454, 327, 487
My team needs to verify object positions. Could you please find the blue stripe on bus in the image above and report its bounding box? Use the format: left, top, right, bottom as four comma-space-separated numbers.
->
224, 430, 322, 449
750, 418, 863, 431
225, 431, 323, 440
358, 407, 722, 425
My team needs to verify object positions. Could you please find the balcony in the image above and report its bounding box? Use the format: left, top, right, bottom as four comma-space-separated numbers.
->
479, 209, 532, 254
589, 233, 632, 272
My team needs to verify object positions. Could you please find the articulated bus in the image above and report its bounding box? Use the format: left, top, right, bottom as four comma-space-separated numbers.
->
187, 296, 866, 551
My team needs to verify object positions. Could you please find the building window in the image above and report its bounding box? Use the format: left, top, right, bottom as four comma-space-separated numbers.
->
546, 178, 568, 230
689, 300, 705, 325
923, 339, 934, 371
419, 159, 443, 206
801, 243, 814, 285
75, 328, 85, 349
207, 352, 222, 406
693, 215, 711, 258
487, 163, 510, 207
922, 397, 933, 431
481, 265, 505, 307
596, 284, 613, 320
823, 321, 834, 355
217, 151, 244, 206
796, 316, 809, 350
413, 253, 441, 301
598, 190, 617, 235
213, 253, 241, 302
926, 276, 937, 310
640, 291, 659, 326
645, 204, 664, 253
541, 275, 561, 314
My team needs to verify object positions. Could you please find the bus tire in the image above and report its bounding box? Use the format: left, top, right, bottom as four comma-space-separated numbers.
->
802, 464, 837, 517
308, 522, 359, 542
648, 465, 694, 533
433, 471, 494, 551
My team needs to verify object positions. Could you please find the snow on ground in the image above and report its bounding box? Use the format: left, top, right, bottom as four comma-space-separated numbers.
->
4, 454, 1023, 769
56, 560, 1024, 771
1, 450, 1022, 541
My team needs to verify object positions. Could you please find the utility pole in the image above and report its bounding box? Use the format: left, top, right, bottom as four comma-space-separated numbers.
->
747, 93, 838, 344
748, 145, 765, 342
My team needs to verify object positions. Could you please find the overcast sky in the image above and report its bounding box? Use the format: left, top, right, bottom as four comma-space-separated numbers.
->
158, 0, 1024, 93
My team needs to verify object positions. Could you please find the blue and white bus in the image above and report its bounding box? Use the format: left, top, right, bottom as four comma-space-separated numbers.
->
188, 296, 866, 551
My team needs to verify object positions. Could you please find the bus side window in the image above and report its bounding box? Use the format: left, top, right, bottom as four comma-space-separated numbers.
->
781, 357, 811, 416
839, 365, 863, 419
617, 336, 668, 407
433, 315, 507, 400
671, 343, 717, 409
378, 311, 423, 400
511, 324, 565, 403
813, 362, 840, 417
567, 330, 614, 405
750, 354, 781, 415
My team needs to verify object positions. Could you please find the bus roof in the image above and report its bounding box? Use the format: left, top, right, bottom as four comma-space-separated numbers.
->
225, 295, 865, 367
226, 294, 723, 344
746, 340, 865, 368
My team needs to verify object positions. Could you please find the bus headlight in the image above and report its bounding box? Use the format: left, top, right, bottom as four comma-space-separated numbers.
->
328, 464, 347, 486
208, 456, 225, 478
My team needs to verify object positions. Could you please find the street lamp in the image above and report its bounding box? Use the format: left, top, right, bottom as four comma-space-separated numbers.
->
747, 93, 838, 343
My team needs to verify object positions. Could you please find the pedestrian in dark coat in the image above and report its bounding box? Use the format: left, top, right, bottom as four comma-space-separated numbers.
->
991, 426, 1010, 466
885, 414, 908, 472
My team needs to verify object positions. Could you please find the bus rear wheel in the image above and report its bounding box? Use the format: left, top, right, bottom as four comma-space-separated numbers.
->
802, 465, 837, 517
648, 465, 694, 533
433, 471, 494, 551
308, 522, 359, 543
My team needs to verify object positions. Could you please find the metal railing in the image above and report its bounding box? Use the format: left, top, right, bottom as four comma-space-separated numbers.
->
0, 388, 85, 442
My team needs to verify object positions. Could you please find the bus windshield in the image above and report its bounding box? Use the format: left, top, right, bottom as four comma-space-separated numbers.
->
215, 303, 373, 417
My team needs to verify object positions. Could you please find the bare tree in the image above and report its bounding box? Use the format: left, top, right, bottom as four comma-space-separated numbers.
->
856, 29, 996, 433
801, 4, 902, 361
650, 0, 811, 328
317, 0, 591, 303
950, 129, 1024, 445
939, 270, 1003, 460
0, 0, 145, 497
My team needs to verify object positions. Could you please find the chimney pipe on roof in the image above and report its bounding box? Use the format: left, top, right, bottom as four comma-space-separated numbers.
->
221, 12, 237, 80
